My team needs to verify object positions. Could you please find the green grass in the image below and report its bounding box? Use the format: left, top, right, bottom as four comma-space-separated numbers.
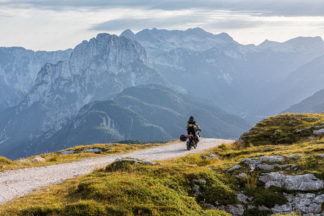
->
238, 113, 324, 147
0, 141, 173, 172
1, 136, 323, 215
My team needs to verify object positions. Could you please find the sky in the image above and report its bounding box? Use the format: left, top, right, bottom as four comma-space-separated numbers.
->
0, 0, 324, 51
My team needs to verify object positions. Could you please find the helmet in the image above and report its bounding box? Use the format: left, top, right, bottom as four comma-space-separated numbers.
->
189, 116, 194, 121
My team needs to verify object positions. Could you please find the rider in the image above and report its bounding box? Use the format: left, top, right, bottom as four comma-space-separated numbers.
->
186, 116, 200, 141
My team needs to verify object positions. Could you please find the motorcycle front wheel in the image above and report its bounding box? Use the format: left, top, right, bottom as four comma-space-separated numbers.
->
186, 141, 192, 150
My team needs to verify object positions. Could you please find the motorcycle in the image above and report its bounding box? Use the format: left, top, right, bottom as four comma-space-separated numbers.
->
180, 129, 201, 151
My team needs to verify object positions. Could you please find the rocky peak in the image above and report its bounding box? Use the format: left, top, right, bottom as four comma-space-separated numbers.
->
0, 33, 164, 155
120, 29, 136, 40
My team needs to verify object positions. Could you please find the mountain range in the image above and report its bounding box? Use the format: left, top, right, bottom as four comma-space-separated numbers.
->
0, 47, 71, 111
22, 84, 249, 157
0, 27, 324, 159
121, 28, 324, 121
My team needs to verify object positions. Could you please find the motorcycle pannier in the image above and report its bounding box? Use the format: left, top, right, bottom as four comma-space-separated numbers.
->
180, 134, 187, 141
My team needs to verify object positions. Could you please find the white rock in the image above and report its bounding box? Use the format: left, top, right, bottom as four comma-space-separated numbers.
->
32, 156, 45, 163
241, 158, 261, 165
225, 204, 244, 216
257, 164, 275, 170
259, 172, 324, 191
271, 203, 293, 214
237, 193, 249, 204
80, 148, 102, 154
273, 193, 324, 214
228, 165, 241, 172
313, 128, 324, 135
236, 173, 247, 179
260, 156, 284, 163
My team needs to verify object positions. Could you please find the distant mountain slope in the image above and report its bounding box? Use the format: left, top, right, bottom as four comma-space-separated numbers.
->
32, 85, 250, 155
284, 88, 324, 113
0, 34, 165, 159
266, 54, 324, 114
121, 28, 324, 122
0, 47, 72, 110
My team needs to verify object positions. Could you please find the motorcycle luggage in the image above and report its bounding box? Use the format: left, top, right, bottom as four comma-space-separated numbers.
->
180, 134, 187, 141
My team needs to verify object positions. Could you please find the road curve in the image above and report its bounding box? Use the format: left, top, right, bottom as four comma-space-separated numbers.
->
0, 138, 233, 204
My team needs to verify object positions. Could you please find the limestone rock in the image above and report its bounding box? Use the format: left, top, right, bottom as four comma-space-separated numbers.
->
236, 173, 247, 179
260, 156, 284, 163
228, 165, 241, 172
256, 164, 275, 170
60, 149, 76, 155
80, 148, 102, 154
237, 193, 249, 204
272, 193, 324, 214
313, 128, 324, 135
220, 204, 244, 216
259, 172, 324, 191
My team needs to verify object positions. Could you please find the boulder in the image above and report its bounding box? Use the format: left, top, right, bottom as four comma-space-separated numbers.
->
259, 172, 324, 191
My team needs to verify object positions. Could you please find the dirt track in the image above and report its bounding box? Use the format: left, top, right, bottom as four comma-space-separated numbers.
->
0, 138, 233, 204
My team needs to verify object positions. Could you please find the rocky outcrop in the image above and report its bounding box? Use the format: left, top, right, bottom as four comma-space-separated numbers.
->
259, 173, 324, 191
272, 193, 324, 215
226, 154, 324, 215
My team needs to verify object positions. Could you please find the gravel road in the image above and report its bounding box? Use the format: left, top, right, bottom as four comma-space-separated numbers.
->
0, 138, 233, 204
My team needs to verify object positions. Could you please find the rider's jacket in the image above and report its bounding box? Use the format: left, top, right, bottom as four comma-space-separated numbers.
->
186, 120, 200, 130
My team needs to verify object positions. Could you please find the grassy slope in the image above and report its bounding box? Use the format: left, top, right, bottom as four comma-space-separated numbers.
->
0, 141, 172, 172
1, 139, 323, 215
0, 113, 323, 215
239, 113, 324, 146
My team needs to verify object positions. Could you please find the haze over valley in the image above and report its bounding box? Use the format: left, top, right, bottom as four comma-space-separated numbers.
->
0, 28, 323, 158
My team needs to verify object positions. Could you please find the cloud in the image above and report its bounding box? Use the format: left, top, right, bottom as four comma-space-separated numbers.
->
90, 10, 269, 32
1, 0, 324, 16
